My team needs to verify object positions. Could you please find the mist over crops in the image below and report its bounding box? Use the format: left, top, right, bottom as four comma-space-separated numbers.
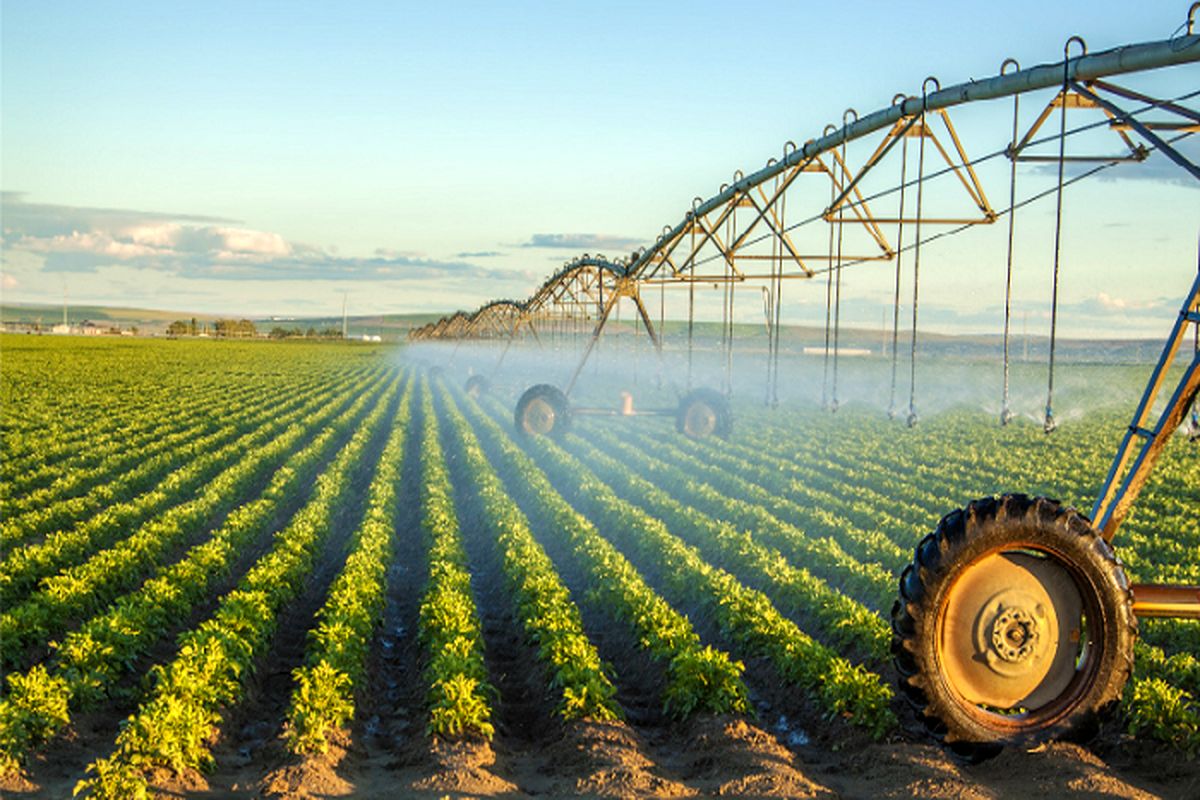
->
405, 331, 1166, 425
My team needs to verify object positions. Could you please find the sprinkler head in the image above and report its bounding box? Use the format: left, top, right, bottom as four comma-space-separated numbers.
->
906, 410, 919, 428
1000, 407, 1014, 426
1043, 413, 1057, 435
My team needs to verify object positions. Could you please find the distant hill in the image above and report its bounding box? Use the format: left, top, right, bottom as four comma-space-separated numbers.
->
0, 302, 448, 339
1, 302, 219, 328
0, 301, 1167, 362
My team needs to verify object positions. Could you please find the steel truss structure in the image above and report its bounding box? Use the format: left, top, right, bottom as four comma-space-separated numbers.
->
414, 9, 1200, 626
414, 21, 1199, 411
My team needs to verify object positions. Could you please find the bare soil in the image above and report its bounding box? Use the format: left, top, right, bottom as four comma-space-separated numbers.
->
7, 708, 1198, 798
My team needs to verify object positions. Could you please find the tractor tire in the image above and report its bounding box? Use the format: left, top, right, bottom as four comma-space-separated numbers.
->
515, 384, 570, 438
465, 375, 491, 398
891, 494, 1135, 760
676, 388, 732, 439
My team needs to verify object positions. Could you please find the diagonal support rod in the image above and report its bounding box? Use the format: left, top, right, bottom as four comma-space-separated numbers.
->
1069, 80, 1200, 181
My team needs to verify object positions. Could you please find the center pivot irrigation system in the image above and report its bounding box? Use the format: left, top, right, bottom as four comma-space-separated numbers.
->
413, 7, 1200, 757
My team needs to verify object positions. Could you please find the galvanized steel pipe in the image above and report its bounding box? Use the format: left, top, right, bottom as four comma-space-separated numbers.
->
635, 34, 1200, 276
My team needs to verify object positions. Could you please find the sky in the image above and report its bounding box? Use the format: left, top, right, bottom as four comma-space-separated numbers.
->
2, 1, 1198, 336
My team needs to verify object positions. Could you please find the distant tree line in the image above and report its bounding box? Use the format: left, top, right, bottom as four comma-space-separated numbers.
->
165, 318, 345, 339
166, 318, 258, 337
269, 326, 344, 339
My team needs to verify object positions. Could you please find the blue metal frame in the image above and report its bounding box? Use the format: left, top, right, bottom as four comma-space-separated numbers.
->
1091, 263, 1200, 540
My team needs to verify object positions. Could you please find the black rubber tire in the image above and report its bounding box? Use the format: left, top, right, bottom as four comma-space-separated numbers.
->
890, 494, 1135, 761
465, 375, 491, 398
514, 384, 571, 438
675, 388, 733, 439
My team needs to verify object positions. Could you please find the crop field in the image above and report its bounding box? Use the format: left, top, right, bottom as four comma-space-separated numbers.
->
1, 334, 1197, 799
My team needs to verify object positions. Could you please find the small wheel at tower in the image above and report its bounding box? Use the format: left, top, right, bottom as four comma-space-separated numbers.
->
465, 374, 491, 398
891, 494, 1135, 760
676, 388, 732, 439
515, 384, 571, 438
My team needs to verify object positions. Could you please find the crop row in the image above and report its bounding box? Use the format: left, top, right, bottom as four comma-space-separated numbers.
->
415, 382, 495, 740
591, 405, 1198, 750
0, 367, 348, 523
437, 385, 622, 723
565, 424, 891, 665
74, 372, 402, 798
0, 370, 352, 552
0, 370, 362, 591
0, 370, 396, 773
0, 369, 390, 668
657, 428, 914, 569
603, 422, 897, 612
1, 338, 367, 487
1, 373, 284, 512
284, 376, 416, 754
516, 419, 895, 737
458, 389, 752, 719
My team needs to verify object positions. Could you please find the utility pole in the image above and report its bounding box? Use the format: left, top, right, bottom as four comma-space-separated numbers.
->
341, 292, 348, 339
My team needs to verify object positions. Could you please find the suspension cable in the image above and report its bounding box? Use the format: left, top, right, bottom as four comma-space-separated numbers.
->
725, 205, 735, 395
1001, 57, 1021, 426
889, 108, 910, 420
688, 207, 697, 390
832, 112, 855, 412
908, 81, 936, 427
772, 168, 786, 407
1046, 38, 1087, 435
822, 132, 837, 409
766, 168, 781, 406
658, 273, 665, 389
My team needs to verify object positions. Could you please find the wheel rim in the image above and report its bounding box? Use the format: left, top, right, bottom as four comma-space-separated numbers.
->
522, 397, 556, 435
683, 402, 717, 437
937, 548, 1098, 730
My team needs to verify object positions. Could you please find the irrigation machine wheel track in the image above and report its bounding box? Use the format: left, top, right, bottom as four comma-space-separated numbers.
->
890, 494, 1136, 761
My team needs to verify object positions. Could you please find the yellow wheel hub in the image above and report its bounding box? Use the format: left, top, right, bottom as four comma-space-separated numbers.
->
522, 398, 556, 435
940, 551, 1084, 711
683, 403, 717, 437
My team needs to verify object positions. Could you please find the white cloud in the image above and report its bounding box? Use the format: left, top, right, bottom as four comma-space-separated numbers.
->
521, 232, 644, 252
2, 194, 515, 283
212, 227, 291, 258
1094, 292, 1160, 312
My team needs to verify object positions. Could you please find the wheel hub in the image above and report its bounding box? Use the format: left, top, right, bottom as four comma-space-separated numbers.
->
940, 551, 1084, 710
522, 398, 556, 435
684, 403, 716, 437
989, 604, 1041, 665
